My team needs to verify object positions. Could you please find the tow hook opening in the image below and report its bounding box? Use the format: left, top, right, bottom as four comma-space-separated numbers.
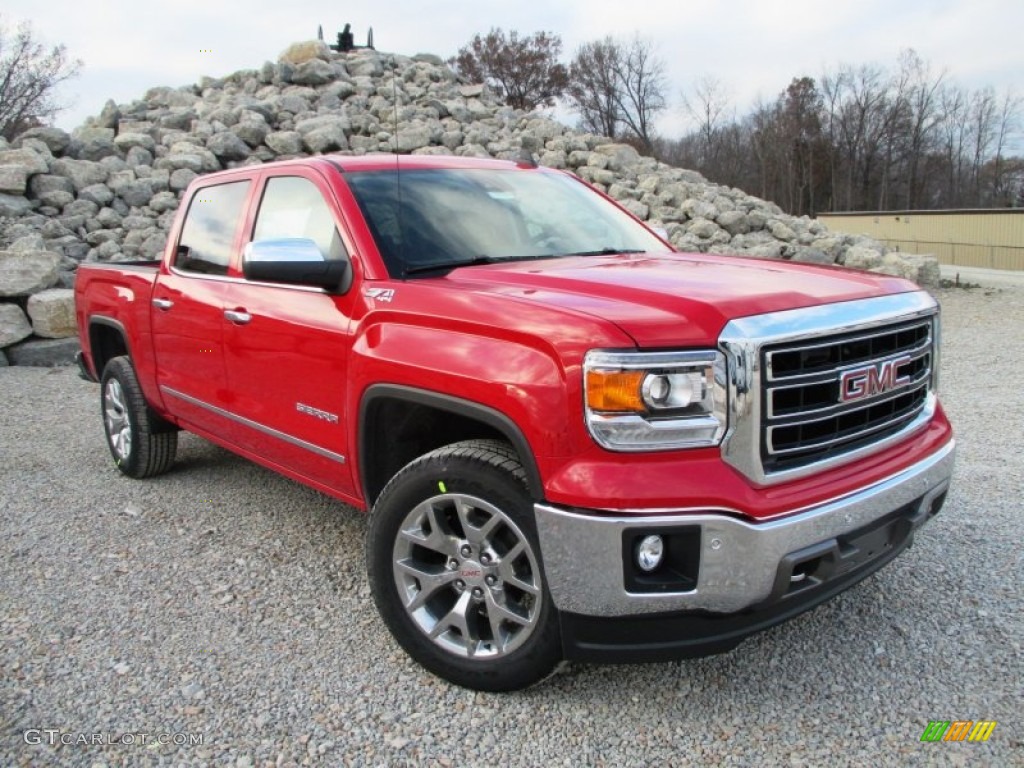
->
928, 490, 948, 518
790, 557, 822, 584
784, 549, 835, 595
771, 540, 839, 600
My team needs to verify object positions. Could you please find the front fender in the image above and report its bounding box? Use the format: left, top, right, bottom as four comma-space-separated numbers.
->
349, 320, 583, 498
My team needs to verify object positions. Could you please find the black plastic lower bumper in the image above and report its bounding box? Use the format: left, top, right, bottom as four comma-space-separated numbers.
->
559, 496, 940, 663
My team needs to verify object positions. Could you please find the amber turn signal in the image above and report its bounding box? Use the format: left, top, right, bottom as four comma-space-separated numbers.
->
586, 370, 645, 412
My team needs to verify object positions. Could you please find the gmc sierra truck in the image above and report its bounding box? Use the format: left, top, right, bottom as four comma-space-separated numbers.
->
74, 155, 955, 691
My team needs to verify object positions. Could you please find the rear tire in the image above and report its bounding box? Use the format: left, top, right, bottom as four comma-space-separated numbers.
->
367, 439, 561, 691
100, 356, 177, 478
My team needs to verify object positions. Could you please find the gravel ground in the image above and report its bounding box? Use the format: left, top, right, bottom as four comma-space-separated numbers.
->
1, 285, 1021, 767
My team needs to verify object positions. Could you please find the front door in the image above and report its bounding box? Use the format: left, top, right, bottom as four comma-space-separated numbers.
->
218, 172, 359, 497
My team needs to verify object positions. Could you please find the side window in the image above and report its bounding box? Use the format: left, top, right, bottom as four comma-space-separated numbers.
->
177, 181, 251, 275
251, 176, 348, 261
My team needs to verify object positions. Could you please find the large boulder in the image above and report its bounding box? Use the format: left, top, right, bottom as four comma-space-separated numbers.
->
27, 288, 77, 338
118, 179, 156, 207
265, 131, 303, 155
5, 337, 79, 366
79, 183, 115, 206
0, 250, 62, 297
0, 147, 49, 176
206, 132, 251, 162
71, 127, 117, 161
51, 158, 109, 192
169, 169, 198, 191
717, 210, 750, 236
295, 115, 350, 135
347, 52, 384, 78
842, 246, 884, 270
0, 165, 30, 194
234, 117, 270, 148
278, 40, 329, 66
16, 126, 71, 154
0, 303, 33, 347
872, 253, 941, 287
593, 143, 641, 172
395, 125, 432, 153
29, 175, 76, 208
114, 132, 157, 153
291, 59, 336, 86
303, 126, 349, 153
0, 193, 32, 217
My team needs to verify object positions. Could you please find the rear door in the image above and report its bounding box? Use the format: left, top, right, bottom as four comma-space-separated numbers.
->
151, 179, 252, 429
218, 170, 360, 496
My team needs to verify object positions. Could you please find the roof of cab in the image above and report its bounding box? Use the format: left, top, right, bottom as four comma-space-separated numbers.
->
182, 153, 543, 190
325, 153, 537, 172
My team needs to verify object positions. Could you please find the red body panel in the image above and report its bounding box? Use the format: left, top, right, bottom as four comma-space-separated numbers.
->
74, 155, 953, 522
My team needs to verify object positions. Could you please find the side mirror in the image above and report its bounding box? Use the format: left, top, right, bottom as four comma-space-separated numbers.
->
243, 238, 349, 290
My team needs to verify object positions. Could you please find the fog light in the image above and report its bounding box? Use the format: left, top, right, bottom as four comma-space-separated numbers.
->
636, 535, 664, 572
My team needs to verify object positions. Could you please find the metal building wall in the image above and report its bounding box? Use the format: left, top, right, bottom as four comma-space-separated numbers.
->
817, 210, 1024, 271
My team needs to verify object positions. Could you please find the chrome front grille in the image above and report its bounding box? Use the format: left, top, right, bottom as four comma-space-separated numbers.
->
718, 292, 940, 486
761, 320, 932, 473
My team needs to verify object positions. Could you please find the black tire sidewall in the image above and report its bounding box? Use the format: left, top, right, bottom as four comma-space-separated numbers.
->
368, 446, 562, 691
100, 358, 143, 476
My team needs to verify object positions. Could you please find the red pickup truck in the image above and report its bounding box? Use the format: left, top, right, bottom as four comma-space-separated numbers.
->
75, 155, 955, 691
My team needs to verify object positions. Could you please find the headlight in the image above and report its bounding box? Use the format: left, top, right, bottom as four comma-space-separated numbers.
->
584, 350, 728, 451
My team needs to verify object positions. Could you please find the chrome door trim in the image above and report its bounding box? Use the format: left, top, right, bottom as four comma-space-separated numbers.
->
161, 386, 346, 464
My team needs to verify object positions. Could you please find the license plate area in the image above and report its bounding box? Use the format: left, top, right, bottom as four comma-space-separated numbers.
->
767, 498, 922, 602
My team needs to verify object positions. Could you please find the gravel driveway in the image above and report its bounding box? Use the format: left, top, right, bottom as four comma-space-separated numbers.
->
1, 286, 1021, 767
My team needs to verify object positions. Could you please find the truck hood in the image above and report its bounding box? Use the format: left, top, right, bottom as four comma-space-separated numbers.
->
447, 252, 918, 346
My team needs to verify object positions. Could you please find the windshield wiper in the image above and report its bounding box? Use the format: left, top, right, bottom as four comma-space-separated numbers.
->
562, 248, 647, 257
403, 256, 500, 276
403, 253, 559, 276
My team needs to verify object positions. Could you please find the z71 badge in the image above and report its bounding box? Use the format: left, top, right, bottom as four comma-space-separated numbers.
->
363, 287, 395, 303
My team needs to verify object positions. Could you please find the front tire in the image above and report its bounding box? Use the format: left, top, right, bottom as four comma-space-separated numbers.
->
100, 356, 178, 478
367, 439, 561, 691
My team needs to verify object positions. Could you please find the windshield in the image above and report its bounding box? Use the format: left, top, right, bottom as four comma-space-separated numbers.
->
344, 168, 667, 277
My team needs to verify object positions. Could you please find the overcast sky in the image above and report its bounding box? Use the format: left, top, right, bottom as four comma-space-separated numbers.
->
5, 0, 1022, 147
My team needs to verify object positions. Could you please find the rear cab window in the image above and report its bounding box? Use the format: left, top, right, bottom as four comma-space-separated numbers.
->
175, 181, 252, 275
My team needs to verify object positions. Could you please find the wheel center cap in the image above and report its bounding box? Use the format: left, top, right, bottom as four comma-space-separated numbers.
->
458, 560, 485, 586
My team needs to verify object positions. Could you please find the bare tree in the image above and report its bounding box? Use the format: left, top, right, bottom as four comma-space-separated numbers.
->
566, 35, 667, 152
823, 63, 891, 210
680, 75, 732, 161
988, 90, 1022, 205
449, 28, 568, 112
650, 48, 1018, 213
897, 49, 946, 208
969, 87, 999, 200
613, 36, 667, 152
937, 84, 970, 206
0, 16, 81, 140
566, 37, 621, 138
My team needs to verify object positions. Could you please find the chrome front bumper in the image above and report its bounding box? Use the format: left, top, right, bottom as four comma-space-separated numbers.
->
535, 439, 955, 617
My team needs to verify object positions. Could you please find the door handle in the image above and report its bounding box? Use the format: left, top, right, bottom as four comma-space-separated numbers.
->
224, 309, 252, 325
152, 298, 174, 310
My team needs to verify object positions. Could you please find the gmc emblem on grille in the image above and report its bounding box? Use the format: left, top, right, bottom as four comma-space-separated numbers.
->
839, 356, 913, 403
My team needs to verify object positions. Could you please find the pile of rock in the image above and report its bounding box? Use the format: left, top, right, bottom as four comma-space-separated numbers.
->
0, 41, 939, 366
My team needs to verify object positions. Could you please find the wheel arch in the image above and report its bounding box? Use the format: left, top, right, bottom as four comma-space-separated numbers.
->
87, 317, 132, 378
358, 384, 544, 507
